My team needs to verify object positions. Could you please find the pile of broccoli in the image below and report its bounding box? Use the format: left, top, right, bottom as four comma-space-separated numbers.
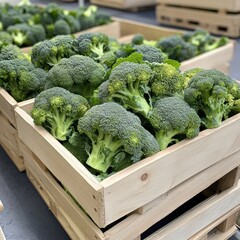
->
0, 0, 112, 47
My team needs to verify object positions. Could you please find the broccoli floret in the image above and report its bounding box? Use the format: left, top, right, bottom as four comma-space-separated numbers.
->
53, 20, 71, 36
157, 35, 197, 62
184, 69, 240, 128
0, 31, 12, 43
149, 96, 201, 150
100, 51, 117, 70
7, 23, 46, 47
31, 87, 90, 141
131, 34, 157, 47
182, 29, 229, 54
62, 14, 81, 34
0, 42, 28, 61
31, 35, 76, 70
0, 58, 47, 101
133, 44, 167, 63
150, 62, 185, 98
73, 32, 109, 61
45, 55, 106, 99
77, 5, 97, 30
183, 68, 205, 88
77, 102, 159, 173
106, 61, 153, 118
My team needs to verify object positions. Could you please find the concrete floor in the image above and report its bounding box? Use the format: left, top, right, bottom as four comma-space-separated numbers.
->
0, 1, 240, 239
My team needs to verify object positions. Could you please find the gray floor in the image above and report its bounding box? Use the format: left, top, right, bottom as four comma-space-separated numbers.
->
1, 1, 240, 239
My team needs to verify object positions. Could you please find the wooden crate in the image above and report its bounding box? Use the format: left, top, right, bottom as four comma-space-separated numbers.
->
15, 97, 240, 229
90, 0, 156, 10
0, 88, 26, 171
156, 3, 240, 37
17, 139, 240, 239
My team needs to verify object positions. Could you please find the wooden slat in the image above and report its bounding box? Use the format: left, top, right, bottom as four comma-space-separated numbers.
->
145, 182, 240, 240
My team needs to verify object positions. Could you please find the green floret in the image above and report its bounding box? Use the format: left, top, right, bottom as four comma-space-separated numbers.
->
183, 68, 205, 88
77, 5, 97, 30
62, 15, 81, 34
7, 23, 46, 47
150, 62, 185, 98
182, 29, 229, 54
149, 96, 201, 150
107, 61, 153, 118
0, 41, 28, 61
44, 55, 106, 99
31, 87, 90, 141
0, 31, 12, 43
0, 58, 47, 101
184, 69, 240, 128
133, 44, 167, 63
73, 32, 109, 61
131, 34, 157, 47
157, 35, 197, 62
31, 35, 77, 70
77, 102, 159, 173
53, 20, 71, 36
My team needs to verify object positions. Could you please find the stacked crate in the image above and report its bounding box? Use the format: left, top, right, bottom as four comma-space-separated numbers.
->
156, 0, 240, 37
0, 201, 6, 240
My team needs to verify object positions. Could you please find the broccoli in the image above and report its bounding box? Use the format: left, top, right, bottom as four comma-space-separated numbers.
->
149, 96, 201, 150
7, 23, 46, 47
150, 62, 185, 98
0, 58, 47, 101
183, 68, 205, 88
73, 32, 110, 61
62, 131, 89, 164
105, 61, 153, 118
0, 31, 12, 43
62, 14, 81, 34
0, 41, 28, 61
156, 35, 197, 62
182, 29, 229, 54
77, 5, 97, 30
77, 102, 159, 173
133, 44, 167, 63
131, 34, 157, 47
53, 20, 71, 36
31, 87, 90, 141
44, 55, 106, 99
31, 35, 77, 70
100, 51, 117, 70
184, 69, 240, 128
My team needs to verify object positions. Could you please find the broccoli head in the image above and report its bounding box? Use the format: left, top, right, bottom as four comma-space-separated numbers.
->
31, 87, 90, 141
0, 58, 47, 101
157, 35, 197, 62
105, 61, 154, 118
77, 102, 159, 173
149, 96, 201, 150
7, 23, 46, 47
183, 68, 205, 88
131, 34, 157, 47
184, 69, 240, 128
150, 62, 185, 98
31, 35, 77, 70
73, 32, 109, 61
0, 31, 12, 43
53, 19, 71, 36
133, 44, 167, 63
45, 55, 106, 99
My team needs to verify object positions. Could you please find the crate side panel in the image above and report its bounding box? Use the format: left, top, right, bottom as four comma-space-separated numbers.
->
145, 182, 240, 239
102, 114, 240, 225
104, 151, 240, 240
15, 107, 105, 227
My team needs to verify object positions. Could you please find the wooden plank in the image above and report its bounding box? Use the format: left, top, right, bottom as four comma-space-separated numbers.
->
217, 212, 238, 232
208, 226, 237, 240
156, 0, 240, 12
0, 228, 6, 240
189, 208, 238, 239
90, 0, 156, 9
104, 151, 240, 240
145, 182, 240, 240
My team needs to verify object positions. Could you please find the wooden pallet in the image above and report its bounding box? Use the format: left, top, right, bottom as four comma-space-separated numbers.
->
156, 3, 240, 37
0, 88, 26, 171
15, 99, 240, 230
20, 139, 240, 239
90, 0, 156, 11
